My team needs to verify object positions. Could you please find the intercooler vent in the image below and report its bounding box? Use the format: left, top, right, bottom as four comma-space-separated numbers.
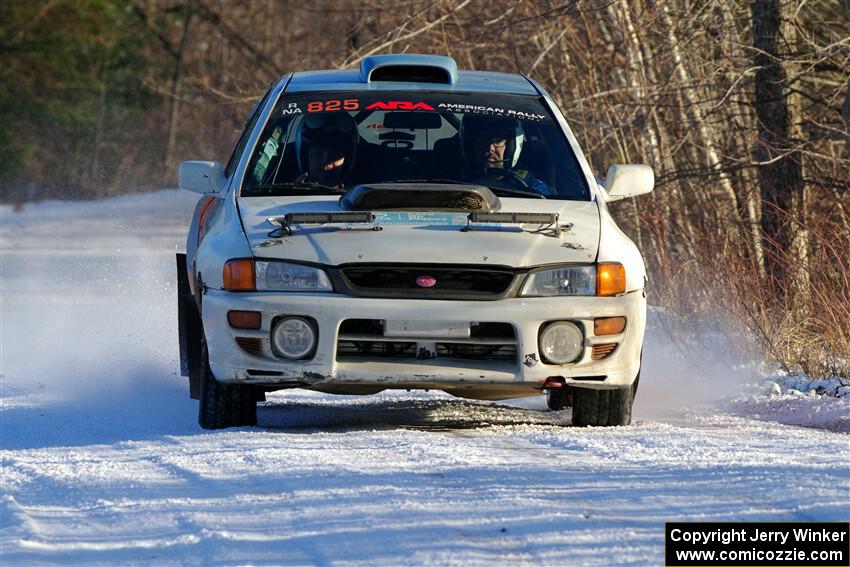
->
340, 183, 500, 212
235, 337, 263, 355
591, 343, 617, 360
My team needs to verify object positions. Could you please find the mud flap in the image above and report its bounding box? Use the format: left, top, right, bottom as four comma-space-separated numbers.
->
176, 253, 202, 399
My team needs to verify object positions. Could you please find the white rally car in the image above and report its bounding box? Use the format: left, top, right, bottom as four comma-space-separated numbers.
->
176, 54, 653, 429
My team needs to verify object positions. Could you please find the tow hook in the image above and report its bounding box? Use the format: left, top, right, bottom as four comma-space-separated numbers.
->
542, 376, 566, 390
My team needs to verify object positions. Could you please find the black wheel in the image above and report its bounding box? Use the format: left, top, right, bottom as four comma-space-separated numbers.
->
198, 341, 259, 429
546, 387, 571, 411
570, 385, 634, 427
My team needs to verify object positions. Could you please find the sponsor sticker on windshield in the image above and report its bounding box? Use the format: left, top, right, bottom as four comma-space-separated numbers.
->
437, 102, 546, 121
366, 101, 435, 111
283, 95, 550, 122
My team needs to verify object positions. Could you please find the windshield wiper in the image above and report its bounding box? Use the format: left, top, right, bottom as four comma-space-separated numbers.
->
389, 178, 469, 185
246, 181, 345, 196
390, 178, 546, 199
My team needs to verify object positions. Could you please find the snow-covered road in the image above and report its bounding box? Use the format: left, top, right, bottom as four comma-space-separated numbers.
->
2, 191, 848, 565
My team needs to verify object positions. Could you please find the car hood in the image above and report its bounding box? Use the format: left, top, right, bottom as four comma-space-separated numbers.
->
237, 196, 599, 267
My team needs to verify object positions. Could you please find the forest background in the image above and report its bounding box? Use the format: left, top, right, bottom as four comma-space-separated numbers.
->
1, 0, 848, 377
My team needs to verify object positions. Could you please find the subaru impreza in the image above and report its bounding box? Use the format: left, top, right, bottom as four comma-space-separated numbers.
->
177, 54, 654, 429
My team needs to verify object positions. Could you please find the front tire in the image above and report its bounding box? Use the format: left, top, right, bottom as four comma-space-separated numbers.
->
570, 385, 634, 427
198, 341, 260, 429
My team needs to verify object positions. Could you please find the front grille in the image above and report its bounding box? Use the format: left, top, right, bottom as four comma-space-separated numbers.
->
336, 319, 518, 364
339, 265, 516, 298
336, 340, 417, 358
435, 343, 517, 361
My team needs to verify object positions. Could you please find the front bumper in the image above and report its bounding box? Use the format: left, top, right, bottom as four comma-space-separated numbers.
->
201, 289, 646, 396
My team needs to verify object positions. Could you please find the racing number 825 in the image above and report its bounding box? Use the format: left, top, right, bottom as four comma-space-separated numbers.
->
306, 99, 359, 112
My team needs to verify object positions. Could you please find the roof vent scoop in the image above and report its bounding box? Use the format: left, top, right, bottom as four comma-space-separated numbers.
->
359, 54, 458, 85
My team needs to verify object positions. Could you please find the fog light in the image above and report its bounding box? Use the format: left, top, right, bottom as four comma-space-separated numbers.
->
271, 316, 316, 360
539, 321, 583, 364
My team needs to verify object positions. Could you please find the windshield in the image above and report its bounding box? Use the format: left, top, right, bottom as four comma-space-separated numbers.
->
241, 91, 590, 200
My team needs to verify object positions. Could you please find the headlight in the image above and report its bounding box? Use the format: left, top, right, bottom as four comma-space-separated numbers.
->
520, 266, 596, 296
255, 261, 333, 292
539, 321, 584, 364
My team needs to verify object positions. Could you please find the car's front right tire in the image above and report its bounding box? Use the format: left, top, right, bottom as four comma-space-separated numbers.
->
198, 340, 260, 429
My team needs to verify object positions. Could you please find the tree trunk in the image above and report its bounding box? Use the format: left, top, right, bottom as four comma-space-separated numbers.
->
90, 60, 107, 195
165, 0, 195, 169
780, 3, 810, 309
751, 0, 808, 298
718, 0, 766, 277
841, 76, 850, 159
659, 0, 741, 224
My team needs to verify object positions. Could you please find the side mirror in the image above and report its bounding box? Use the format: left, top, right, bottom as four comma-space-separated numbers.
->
179, 161, 225, 194
601, 164, 654, 201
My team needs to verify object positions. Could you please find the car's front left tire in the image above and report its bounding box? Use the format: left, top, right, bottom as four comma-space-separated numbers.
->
570, 385, 634, 427
198, 340, 261, 429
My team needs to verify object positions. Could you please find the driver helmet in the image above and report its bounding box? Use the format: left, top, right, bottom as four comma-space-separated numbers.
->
460, 114, 524, 171
294, 112, 358, 186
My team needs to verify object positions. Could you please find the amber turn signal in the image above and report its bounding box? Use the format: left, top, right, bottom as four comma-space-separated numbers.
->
594, 316, 626, 336
597, 263, 626, 296
228, 310, 261, 329
197, 196, 218, 243
223, 258, 255, 291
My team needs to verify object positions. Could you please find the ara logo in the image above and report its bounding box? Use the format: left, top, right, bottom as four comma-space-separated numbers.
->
366, 101, 435, 111
416, 275, 437, 288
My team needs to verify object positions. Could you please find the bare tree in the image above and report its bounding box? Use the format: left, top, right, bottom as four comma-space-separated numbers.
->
752, 0, 808, 295
165, 0, 195, 169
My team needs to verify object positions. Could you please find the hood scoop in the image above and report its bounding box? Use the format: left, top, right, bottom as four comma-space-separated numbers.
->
340, 183, 501, 212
